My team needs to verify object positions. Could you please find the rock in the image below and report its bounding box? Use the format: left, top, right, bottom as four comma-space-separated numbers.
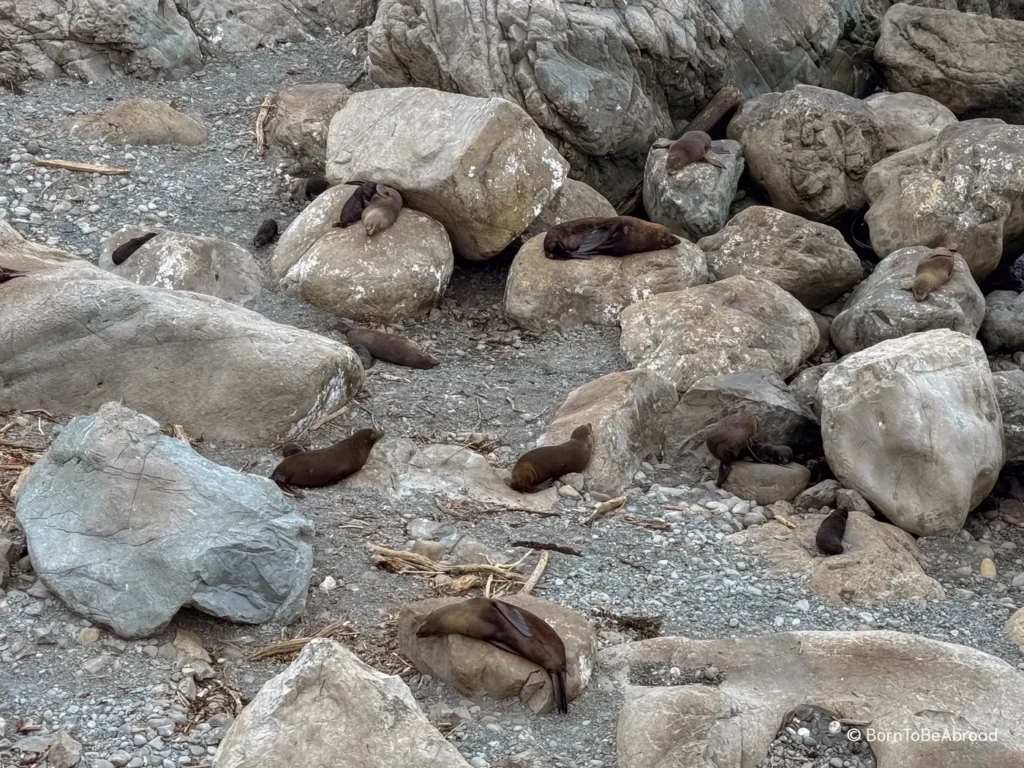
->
642, 139, 745, 241
795, 480, 842, 510
16, 403, 313, 639
44, 731, 83, 768
620, 276, 819, 394
863, 91, 958, 154
173, 628, 213, 664
519, 180, 617, 243
399, 596, 596, 715
70, 99, 206, 146
875, 4, 1024, 122
993, 370, 1024, 465
697, 206, 862, 309
77, 627, 100, 645
412, 540, 446, 561
449, 537, 509, 567
981, 558, 998, 579
264, 84, 353, 176
1007, 608, 1024, 645
836, 488, 874, 515
503, 232, 707, 333
493, 749, 555, 768
99, 228, 263, 306
982, 291, 1024, 352
864, 121, 1024, 280
788, 363, 836, 420
830, 246, 985, 355
535, 370, 678, 496
212, 638, 471, 768
819, 330, 1003, 536
723, 462, 811, 505
271, 183, 358, 279
726, 85, 887, 222
731, 511, 945, 603
325, 87, 568, 261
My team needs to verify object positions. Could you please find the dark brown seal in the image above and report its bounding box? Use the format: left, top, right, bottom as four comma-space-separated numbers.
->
815, 508, 848, 556
111, 232, 158, 266
0, 267, 26, 284
509, 424, 594, 493
666, 130, 730, 172
345, 328, 439, 369
270, 427, 383, 488
543, 216, 681, 261
253, 218, 279, 248
335, 181, 377, 229
912, 247, 955, 301
749, 441, 794, 465
706, 414, 759, 486
416, 597, 569, 714
280, 442, 306, 457
350, 343, 375, 369
304, 177, 330, 201
362, 184, 403, 236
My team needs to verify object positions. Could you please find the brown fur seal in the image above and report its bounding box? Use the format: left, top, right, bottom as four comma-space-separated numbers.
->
912, 247, 955, 301
111, 232, 158, 266
666, 130, 730, 172
543, 216, 681, 261
253, 218, 279, 248
335, 181, 377, 229
0, 267, 26, 284
270, 427, 383, 488
304, 177, 330, 200
362, 184, 403, 236
280, 442, 306, 457
416, 597, 569, 714
749, 441, 794, 465
344, 328, 439, 369
706, 414, 759, 486
350, 343, 375, 369
815, 508, 848, 556
509, 424, 594, 493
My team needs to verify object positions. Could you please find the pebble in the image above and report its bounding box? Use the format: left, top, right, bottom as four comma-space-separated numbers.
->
981, 558, 998, 580
78, 627, 101, 645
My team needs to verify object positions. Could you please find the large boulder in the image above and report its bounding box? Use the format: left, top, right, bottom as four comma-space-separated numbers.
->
819, 329, 1003, 536
325, 87, 568, 261
993, 370, 1024, 466
264, 84, 353, 176
789, 363, 837, 419
722, 462, 812, 505
503, 232, 707, 333
70, 99, 207, 145
863, 91, 958, 154
830, 246, 985, 355
619, 276, 820, 394
519, 180, 617, 243
16, 403, 313, 639
697, 206, 862, 309
981, 291, 1024, 352
726, 85, 887, 222
212, 639, 471, 768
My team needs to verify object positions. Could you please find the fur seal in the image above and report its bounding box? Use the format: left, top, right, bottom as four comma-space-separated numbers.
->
350, 343, 375, 369
706, 414, 759, 486
253, 218, 279, 248
270, 427, 383, 488
304, 177, 330, 201
509, 424, 594, 493
111, 232, 158, 266
543, 216, 681, 261
750, 442, 794, 465
280, 442, 306, 457
0, 267, 26, 284
666, 130, 730, 172
416, 597, 569, 714
912, 247, 955, 301
362, 184, 403, 236
815, 508, 848, 556
344, 328, 439, 369
335, 181, 377, 229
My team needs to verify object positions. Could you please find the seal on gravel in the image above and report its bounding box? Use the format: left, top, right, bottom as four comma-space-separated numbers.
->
706, 414, 759, 486
509, 424, 594, 493
342, 327, 439, 369
912, 247, 956, 301
0, 267, 26, 284
335, 181, 377, 229
304, 177, 330, 201
362, 184, 403, 237
543, 216, 681, 261
665, 130, 730, 173
252, 218, 279, 248
111, 232, 158, 266
270, 427, 383, 488
416, 597, 570, 715
815, 508, 848, 556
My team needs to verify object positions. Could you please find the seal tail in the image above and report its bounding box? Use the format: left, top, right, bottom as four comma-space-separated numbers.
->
0, 269, 27, 284
550, 669, 568, 715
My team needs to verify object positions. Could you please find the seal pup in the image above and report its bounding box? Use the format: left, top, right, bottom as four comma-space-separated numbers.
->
416, 597, 569, 714
350, 343, 375, 369
706, 413, 759, 486
253, 218, 279, 248
304, 177, 330, 201
815, 508, 848, 556
111, 232, 158, 266
0, 267, 26, 284
749, 441, 794, 465
335, 181, 377, 229
509, 424, 594, 493
912, 247, 955, 301
666, 130, 730, 172
362, 184, 403, 237
344, 327, 439, 369
543, 217, 681, 261
270, 427, 383, 488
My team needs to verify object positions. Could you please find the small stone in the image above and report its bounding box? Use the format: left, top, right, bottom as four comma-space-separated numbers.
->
84, 654, 114, 674
1012, 573, 1024, 588
469, 758, 488, 768
742, 511, 767, 528
78, 627, 100, 645
319, 575, 337, 593
558, 484, 581, 499
703, 666, 719, 681
981, 558, 997, 579
26, 580, 50, 599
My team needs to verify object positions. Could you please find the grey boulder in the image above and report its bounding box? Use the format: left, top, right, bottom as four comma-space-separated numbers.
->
788, 363, 837, 420
264, 84, 353, 176
993, 370, 1024, 466
863, 90, 958, 155
70, 99, 207, 145
519, 180, 617, 243
722, 462, 811, 505
981, 291, 1024, 352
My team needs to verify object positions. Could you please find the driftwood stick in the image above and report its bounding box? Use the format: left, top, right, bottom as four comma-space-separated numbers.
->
35, 159, 129, 175
519, 551, 549, 595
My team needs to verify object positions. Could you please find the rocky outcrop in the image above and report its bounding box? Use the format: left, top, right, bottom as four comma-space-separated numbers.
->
981, 291, 1024, 352
70, 99, 207, 145
819, 330, 1003, 537
863, 91, 958, 154
325, 87, 568, 261
264, 84, 353, 176
16, 403, 313, 639
519, 180, 616, 243
993, 370, 1024, 465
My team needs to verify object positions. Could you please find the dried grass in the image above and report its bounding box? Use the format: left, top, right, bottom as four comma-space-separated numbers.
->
367, 543, 538, 598
247, 618, 356, 662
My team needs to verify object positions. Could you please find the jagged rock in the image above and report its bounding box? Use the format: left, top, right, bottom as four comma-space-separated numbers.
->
519, 180, 617, 243
264, 84, 353, 176
43, 731, 83, 768
697, 206, 862, 309
982, 291, 1024, 352
830, 246, 984, 355
536, 370, 679, 496
903, 0, 1024, 18
16, 403, 313, 639
864, 121, 1024, 280
794, 479, 842, 510
504, 232, 707, 333
993, 370, 1024, 466
789, 363, 836, 420
863, 91, 958, 154
620, 276, 820, 394
819, 330, 1003, 536
875, 4, 1024, 122
212, 638, 471, 768
325, 87, 568, 261
100, 227, 263, 306
723, 461, 811, 505
399, 596, 596, 715
726, 85, 887, 222
642, 139, 744, 242
70, 99, 206, 145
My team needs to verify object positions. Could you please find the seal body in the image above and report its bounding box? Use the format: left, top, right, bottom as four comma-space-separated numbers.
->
270, 427, 383, 488
336, 181, 377, 229
111, 232, 158, 266
280, 442, 306, 457
350, 343, 375, 369
416, 597, 569, 715
304, 177, 330, 200
345, 328, 439, 369
912, 248, 955, 301
510, 424, 594, 493
543, 216, 681, 261
816, 508, 848, 555
666, 130, 730, 172
253, 218, 279, 248
750, 442, 794, 465
362, 184, 403, 236
706, 414, 759, 486
0, 267, 26, 284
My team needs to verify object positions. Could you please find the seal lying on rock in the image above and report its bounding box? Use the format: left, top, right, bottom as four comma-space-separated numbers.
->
543, 217, 681, 261
666, 130, 730, 172
912, 247, 956, 301
270, 427, 383, 488
706, 413, 759, 486
416, 597, 570, 714
335, 181, 377, 229
362, 184, 403, 237
342, 327, 439, 369
0, 267, 26, 284
252, 218, 279, 248
749, 441, 794, 465
509, 424, 594, 492
111, 232, 158, 266
816, 508, 848, 556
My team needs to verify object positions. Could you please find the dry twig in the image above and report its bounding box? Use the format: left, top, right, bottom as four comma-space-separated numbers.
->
247, 618, 356, 662
254, 95, 274, 157
622, 515, 671, 531
367, 543, 532, 597
581, 496, 626, 525
519, 550, 548, 595
35, 159, 129, 175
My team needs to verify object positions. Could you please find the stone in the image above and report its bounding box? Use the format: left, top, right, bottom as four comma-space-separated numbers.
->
173, 628, 213, 664
788, 363, 836, 420
325, 87, 568, 261
620, 276, 820, 394
863, 91, 958, 155
503, 232, 707, 333
835, 488, 874, 515
70, 99, 206, 146
519, 180, 617, 243
993, 370, 1024, 465
264, 84, 352, 176
830, 246, 985, 355
399, 596, 596, 715
99, 227, 263, 306
212, 638, 471, 768
982, 291, 1024, 352
412, 540, 446, 561
44, 731, 83, 768
794, 480, 842, 510
697, 206, 862, 309
492, 749, 555, 768
819, 330, 1003, 536
981, 558, 998, 579
16, 403, 313, 639
726, 85, 887, 222
77, 627, 100, 645
1007, 608, 1024, 645
723, 462, 811, 505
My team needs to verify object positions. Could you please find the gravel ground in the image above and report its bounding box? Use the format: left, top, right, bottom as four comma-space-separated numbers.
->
3, 37, 1024, 768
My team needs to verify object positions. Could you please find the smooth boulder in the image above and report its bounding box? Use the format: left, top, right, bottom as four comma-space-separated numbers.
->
863, 91, 958, 154
993, 370, 1024, 466
722, 462, 811, 505
70, 98, 207, 145
519, 180, 617, 242
264, 84, 353, 175
981, 291, 1024, 352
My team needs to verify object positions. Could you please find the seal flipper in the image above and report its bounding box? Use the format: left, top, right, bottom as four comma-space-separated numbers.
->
573, 222, 622, 256
0, 268, 27, 284
550, 668, 569, 715
717, 460, 732, 487
494, 600, 533, 637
